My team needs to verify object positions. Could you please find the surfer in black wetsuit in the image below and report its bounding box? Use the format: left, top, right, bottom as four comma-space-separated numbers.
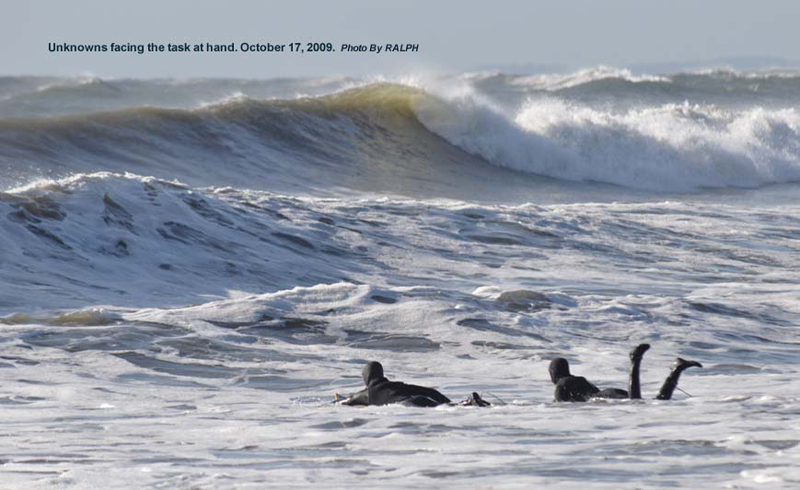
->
338, 361, 490, 407
549, 343, 702, 402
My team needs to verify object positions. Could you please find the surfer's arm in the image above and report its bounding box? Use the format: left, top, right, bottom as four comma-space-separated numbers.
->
338, 387, 369, 406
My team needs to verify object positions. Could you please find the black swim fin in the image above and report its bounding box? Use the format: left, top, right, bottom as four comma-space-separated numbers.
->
459, 392, 491, 407
675, 358, 703, 371
629, 343, 651, 361
656, 357, 702, 400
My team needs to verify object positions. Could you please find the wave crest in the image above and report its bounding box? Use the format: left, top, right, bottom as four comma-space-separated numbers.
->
3, 79, 800, 193
414, 92, 800, 191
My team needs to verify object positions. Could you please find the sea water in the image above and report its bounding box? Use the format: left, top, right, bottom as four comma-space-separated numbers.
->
1, 68, 800, 488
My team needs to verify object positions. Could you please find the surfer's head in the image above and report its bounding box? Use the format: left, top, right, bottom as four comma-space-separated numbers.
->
362, 361, 385, 386
549, 358, 571, 384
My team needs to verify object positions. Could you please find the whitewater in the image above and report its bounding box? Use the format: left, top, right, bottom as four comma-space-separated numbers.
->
1, 68, 800, 489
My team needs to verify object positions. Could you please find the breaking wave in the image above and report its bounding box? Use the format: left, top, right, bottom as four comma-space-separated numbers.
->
1, 72, 800, 193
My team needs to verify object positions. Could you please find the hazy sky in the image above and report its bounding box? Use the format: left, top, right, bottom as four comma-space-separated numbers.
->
2, 0, 798, 78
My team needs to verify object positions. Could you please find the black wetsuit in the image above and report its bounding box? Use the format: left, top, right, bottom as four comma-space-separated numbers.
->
549, 344, 701, 402
340, 361, 452, 407
550, 358, 627, 402
553, 376, 629, 402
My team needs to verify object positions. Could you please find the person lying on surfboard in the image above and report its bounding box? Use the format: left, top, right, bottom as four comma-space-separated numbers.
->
336, 361, 490, 407
549, 343, 702, 402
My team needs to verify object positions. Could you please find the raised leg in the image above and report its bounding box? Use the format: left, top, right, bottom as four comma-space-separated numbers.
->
656, 358, 702, 400
628, 343, 650, 399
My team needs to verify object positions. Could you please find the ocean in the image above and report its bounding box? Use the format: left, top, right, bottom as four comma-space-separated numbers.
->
1, 68, 799, 488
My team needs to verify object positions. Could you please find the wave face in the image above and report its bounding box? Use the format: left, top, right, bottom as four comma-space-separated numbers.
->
2, 70, 800, 194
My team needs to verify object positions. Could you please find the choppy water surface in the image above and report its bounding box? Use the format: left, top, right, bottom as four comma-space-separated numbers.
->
1, 69, 800, 488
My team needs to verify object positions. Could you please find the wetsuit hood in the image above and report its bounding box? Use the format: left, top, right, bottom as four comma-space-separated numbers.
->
362, 361, 385, 386
549, 358, 571, 384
